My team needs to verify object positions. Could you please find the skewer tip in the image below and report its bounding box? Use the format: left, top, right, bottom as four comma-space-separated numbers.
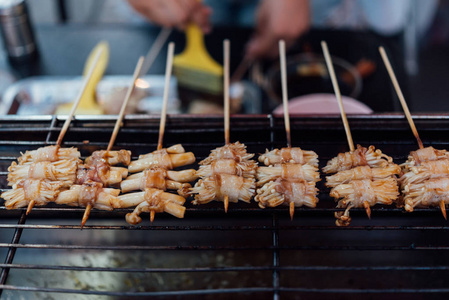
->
363, 201, 371, 219
81, 204, 92, 230
26, 200, 35, 215
150, 210, 156, 223
224, 195, 229, 213
289, 201, 295, 221
440, 200, 447, 220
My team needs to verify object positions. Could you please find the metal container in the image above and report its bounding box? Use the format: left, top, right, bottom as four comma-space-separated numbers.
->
0, 0, 37, 62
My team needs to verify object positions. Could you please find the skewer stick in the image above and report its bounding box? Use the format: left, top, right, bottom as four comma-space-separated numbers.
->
107, 56, 144, 151
321, 41, 355, 152
440, 200, 447, 220
56, 48, 104, 147
139, 27, 172, 77
379, 46, 423, 149
224, 39, 230, 145
150, 210, 156, 223
157, 42, 175, 151
26, 200, 35, 215
364, 201, 371, 219
279, 40, 291, 148
224, 195, 229, 213
223, 40, 231, 213
289, 201, 295, 221
81, 203, 92, 229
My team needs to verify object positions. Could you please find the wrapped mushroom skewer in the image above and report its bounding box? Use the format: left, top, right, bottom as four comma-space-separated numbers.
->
255, 41, 320, 219
1, 48, 105, 215
121, 43, 192, 224
77, 56, 144, 228
190, 40, 257, 212
380, 47, 449, 218
321, 42, 400, 226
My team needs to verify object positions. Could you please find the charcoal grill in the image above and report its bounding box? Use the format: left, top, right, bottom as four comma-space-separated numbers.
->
1, 114, 449, 300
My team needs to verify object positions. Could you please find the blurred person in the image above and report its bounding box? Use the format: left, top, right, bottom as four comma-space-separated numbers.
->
127, 0, 438, 112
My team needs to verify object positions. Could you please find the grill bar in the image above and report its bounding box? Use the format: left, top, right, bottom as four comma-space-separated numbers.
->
3, 263, 449, 272
272, 213, 280, 300
0, 243, 448, 251
2, 284, 449, 297
0, 212, 26, 298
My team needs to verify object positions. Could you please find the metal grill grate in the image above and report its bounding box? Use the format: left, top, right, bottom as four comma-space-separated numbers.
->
0, 114, 449, 299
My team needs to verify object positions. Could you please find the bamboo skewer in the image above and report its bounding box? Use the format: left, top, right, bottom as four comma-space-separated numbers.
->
321, 41, 355, 152
279, 40, 295, 220
279, 40, 291, 148
157, 42, 175, 151
27, 48, 105, 216
56, 48, 104, 147
378, 47, 445, 218
80, 56, 145, 229
223, 39, 231, 212
224, 39, 230, 146
107, 56, 145, 152
139, 27, 172, 77
379, 47, 423, 149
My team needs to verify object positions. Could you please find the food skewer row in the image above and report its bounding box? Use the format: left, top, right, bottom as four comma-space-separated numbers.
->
380, 47, 449, 218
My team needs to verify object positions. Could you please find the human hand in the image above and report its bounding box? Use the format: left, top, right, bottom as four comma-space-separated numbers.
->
246, 0, 310, 59
127, 0, 212, 33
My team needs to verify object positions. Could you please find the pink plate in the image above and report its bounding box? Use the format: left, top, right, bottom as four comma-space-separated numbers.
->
273, 93, 373, 115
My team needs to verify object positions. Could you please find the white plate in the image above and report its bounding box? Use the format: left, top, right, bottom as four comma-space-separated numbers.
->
273, 93, 373, 115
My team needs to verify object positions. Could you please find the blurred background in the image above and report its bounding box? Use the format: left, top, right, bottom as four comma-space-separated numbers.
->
0, 0, 448, 114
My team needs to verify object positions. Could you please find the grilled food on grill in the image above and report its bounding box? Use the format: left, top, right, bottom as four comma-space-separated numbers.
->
325, 165, 401, 188
18, 145, 81, 164
323, 145, 392, 174
123, 144, 196, 223
256, 179, 318, 210
77, 150, 131, 187
2, 179, 64, 209
121, 188, 186, 224
121, 167, 197, 197
400, 146, 449, 216
259, 147, 319, 167
324, 145, 400, 226
191, 174, 256, 205
190, 142, 257, 211
128, 144, 195, 173
55, 181, 121, 211
255, 147, 320, 218
332, 178, 399, 226
8, 160, 77, 187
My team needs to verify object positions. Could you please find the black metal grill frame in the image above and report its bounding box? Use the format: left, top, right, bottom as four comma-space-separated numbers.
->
0, 114, 449, 299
